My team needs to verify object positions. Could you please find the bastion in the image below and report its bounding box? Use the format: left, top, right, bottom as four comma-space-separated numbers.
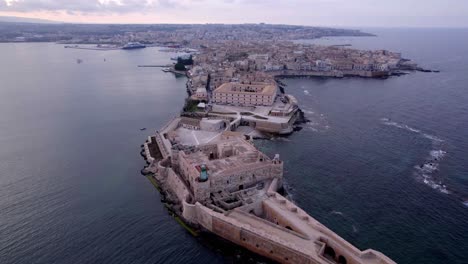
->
141, 117, 396, 264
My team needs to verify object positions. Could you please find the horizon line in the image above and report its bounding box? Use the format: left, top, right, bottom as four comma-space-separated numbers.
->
1, 15, 468, 29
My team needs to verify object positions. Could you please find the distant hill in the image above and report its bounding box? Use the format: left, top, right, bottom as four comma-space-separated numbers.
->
0, 16, 61, 24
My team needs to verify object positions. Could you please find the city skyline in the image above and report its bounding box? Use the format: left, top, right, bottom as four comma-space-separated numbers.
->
1, 0, 468, 28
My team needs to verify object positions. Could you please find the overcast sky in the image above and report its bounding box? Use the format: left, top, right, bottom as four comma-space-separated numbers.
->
1, 0, 467, 27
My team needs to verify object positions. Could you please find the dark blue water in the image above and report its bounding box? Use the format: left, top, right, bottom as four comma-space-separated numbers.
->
0, 44, 224, 264
259, 28, 468, 263
1, 29, 468, 264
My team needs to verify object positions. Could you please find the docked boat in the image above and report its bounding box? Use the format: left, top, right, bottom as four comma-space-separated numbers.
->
122, 42, 146, 50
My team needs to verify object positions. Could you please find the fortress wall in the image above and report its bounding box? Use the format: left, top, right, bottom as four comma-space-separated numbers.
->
143, 142, 155, 164
262, 201, 309, 238
212, 216, 242, 242
209, 164, 282, 193
157, 162, 169, 178
253, 119, 294, 134
155, 133, 170, 159
239, 228, 315, 264
182, 200, 198, 224
267, 178, 279, 195
195, 203, 214, 230
166, 168, 190, 203
196, 204, 313, 264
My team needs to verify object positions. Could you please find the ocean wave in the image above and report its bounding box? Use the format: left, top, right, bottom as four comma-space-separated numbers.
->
381, 120, 421, 133
423, 133, 444, 142
303, 90, 310, 95
430, 150, 447, 160
301, 109, 329, 133
381, 118, 451, 196
381, 118, 443, 143
330, 210, 344, 216
420, 174, 450, 194
414, 149, 449, 195
270, 137, 291, 142
302, 110, 315, 115
415, 163, 438, 173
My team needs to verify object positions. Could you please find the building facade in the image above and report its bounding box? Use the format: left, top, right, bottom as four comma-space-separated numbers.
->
213, 82, 277, 106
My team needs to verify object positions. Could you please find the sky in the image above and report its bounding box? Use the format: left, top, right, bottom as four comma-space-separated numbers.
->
0, 0, 468, 27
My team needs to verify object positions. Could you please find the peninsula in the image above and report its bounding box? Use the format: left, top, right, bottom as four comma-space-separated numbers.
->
136, 27, 419, 263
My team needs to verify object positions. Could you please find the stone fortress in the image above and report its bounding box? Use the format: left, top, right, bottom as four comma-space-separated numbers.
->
142, 116, 396, 264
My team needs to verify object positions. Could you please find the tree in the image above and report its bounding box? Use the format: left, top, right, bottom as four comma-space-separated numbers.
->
177, 56, 193, 66
174, 63, 186, 71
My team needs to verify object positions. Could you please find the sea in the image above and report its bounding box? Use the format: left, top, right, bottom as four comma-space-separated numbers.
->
1, 28, 468, 264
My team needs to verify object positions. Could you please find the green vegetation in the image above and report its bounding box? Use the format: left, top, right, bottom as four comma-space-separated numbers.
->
183, 99, 200, 112
174, 55, 193, 71
178, 56, 193, 66
174, 63, 187, 71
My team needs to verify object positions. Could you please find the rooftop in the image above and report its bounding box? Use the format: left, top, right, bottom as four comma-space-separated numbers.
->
215, 82, 277, 96
182, 137, 266, 176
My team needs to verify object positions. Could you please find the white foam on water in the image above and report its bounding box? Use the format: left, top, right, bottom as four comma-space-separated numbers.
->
381, 118, 452, 196
383, 120, 421, 133
331, 210, 344, 216
352, 225, 359, 233
415, 163, 438, 173
416, 150, 449, 195
381, 118, 443, 144
302, 110, 315, 115
423, 133, 444, 142
463, 201, 468, 208
301, 110, 330, 133
421, 175, 450, 194
303, 90, 310, 95
430, 150, 447, 160
271, 137, 291, 142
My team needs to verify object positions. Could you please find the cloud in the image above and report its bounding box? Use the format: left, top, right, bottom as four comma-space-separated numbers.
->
0, 0, 181, 13
1, 0, 468, 27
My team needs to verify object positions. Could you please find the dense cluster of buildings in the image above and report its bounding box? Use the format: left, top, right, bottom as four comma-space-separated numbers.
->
189, 41, 411, 85
183, 38, 417, 136
0, 23, 372, 44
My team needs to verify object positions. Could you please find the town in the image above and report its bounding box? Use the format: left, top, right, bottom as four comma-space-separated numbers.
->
134, 24, 407, 263
179, 39, 422, 137
1, 21, 413, 263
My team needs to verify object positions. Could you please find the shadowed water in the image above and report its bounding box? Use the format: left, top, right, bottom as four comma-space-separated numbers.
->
259, 28, 468, 264
0, 44, 226, 264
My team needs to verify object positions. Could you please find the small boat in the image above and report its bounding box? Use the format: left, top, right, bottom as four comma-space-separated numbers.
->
140, 128, 147, 131
122, 42, 146, 50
